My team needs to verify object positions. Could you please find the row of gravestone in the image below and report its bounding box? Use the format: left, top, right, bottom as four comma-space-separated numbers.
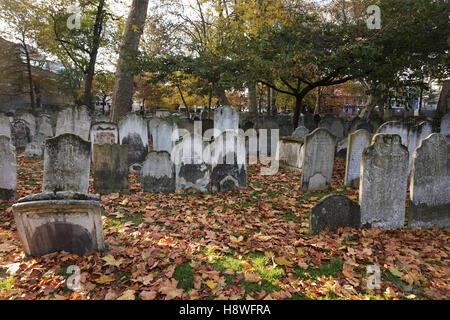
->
310, 132, 449, 234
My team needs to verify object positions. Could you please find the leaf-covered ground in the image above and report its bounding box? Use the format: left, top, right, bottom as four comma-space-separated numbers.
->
0, 153, 448, 300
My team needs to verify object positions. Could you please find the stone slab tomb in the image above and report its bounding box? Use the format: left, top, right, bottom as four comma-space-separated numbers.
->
301, 128, 336, 191
211, 130, 247, 192
344, 129, 372, 187
409, 133, 450, 228
310, 195, 361, 234
118, 113, 149, 167
93, 144, 129, 194
141, 151, 175, 193
0, 135, 17, 200
359, 134, 409, 229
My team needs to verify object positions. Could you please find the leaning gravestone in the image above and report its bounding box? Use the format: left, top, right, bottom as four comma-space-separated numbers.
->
376, 121, 408, 146
407, 121, 432, 173
153, 121, 176, 153
11, 119, 31, 150
440, 112, 450, 137
214, 106, 239, 137
0, 135, 17, 200
55, 106, 91, 140
310, 195, 361, 234
118, 113, 149, 166
359, 134, 409, 229
211, 130, 247, 192
0, 114, 11, 139
344, 129, 372, 187
93, 144, 129, 194
301, 128, 336, 190
43, 134, 91, 194
141, 151, 175, 193
319, 116, 344, 139
172, 133, 210, 192
293, 126, 309, 138
409, 133, 450, 228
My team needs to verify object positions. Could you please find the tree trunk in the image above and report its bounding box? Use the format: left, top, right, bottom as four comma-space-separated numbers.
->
110, 0, 150, 123
271, 88, 277, 115
218, 89, 230, 106
176, 84, 189, 114
248, 82, 258, 122
293, 94, 307, 129
267, 86, 271, 114
23, 41, 35, 113
83, 0, 106, 109
314, 87, 322, 114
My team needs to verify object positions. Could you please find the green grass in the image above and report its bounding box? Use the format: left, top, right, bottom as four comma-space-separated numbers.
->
295, 258, 344, 280
0, 275, 15, 294
173, 263, 195, 291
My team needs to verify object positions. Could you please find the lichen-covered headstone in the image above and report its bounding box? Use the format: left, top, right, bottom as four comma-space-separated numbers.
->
0, 135, 17, 200
214, 106, 239, 137
345, 129, 372, 187
93, 144, 129, 194
293, 126, 309, 138
310, 195, 361, 234
90, 122, 119, 162
0, 114, 11, 139
407, 121, 432, 173
11, 119, 31, 150
440, 112, 450, 137
141, 151, 175, 193
172, 133, 210, 192
118, 113, 149, 166
211, 130, 247, 192
55, 106, 91, 140
43, 134, 91, 194
376, 121, 408, 146
301, 128, 336, 190
409, 133, 450, 228
359, 134, 409, 229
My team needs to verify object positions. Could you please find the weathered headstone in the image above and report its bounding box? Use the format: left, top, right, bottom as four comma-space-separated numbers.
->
276, 136, 303, 171
148, 117, 163, 141
359, 134, 409, 229
37, 115, 53, 137
344, 129, 372, 187
376, 121, 408, 146
11, 119, 31, 150
301, 128, 336, 190
310, 195, 361, 234
24, 133, 46, 160
407, 121, 433, 173
43, 134, 91, 194
141, 151, 175, 193
409, 133, 450, 228
440, 112, 450, 136
214, 106, 239, 137
55, 106, 91, 140
0, 135, 17, 200
0, 114, 11, 139
90, 122, 119, 162
319, 116, 344, 139
172, 133, 210, 192
211, 130, 247, 192
93, 144, 129, 194
153, 121, 176, 153
16, 112, 36, 139
118, 113, 149, 166
292, 126, 309, 138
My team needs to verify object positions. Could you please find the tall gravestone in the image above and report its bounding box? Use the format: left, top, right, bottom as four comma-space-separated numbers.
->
409, 134, 450, 228
0, 114, 11, 139
153, 121, 176, 153
0, 135, 17, 200
211, 130, 247, 192
214, 106, 239, 137
11, 119, 31, 150
141, 151, 175, 193
440, 112, 450, 137
172, 133, 210, 192
310, 195, 361, 234
93, 144, 129, 194
407, 121, 432, 173
118, 113, 149, 166
55, 106, 91, 140
376, 121, 408, 146
43, 134, 91, 194
344, 129, 372, 187
301, 128, 336, 191
359, 134, 409, 229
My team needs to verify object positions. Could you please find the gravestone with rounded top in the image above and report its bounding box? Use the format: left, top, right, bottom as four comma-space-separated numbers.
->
376, 121, 408, 146
293, 126, 309, 138
345, 129, 372, 187
141, 151, 175, 193
118, 113, 149, 166
407, 121, 433, 173
11, 119, 31, 150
